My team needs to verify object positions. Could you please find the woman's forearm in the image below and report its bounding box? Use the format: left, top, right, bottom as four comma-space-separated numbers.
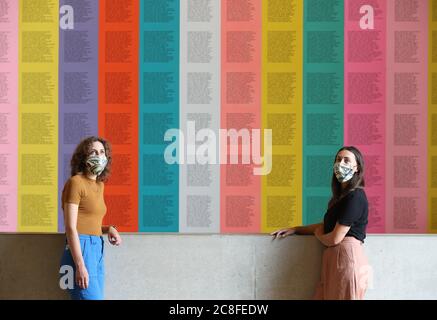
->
295, 223, 323, 235
65, 228, 85, 268
316, 228, 349, 247
316, 232, 335, 246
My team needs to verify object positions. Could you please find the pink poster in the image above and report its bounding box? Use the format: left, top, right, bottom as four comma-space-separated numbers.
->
386, 0, 428, 233
220, 0, 261, 233
0, 0, 18, 232
344, 0, 386, 233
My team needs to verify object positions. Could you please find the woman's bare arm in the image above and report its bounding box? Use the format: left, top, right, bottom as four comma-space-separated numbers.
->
64, 203, 84, 267
294, 223, 323, 235
315, 223, 351, 247
64, 203, 89, 288
271, 222, 323, 238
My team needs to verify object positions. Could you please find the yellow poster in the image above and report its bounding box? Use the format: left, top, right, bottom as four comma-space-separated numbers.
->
18, 0, 59, 232
261, 0, 302, 232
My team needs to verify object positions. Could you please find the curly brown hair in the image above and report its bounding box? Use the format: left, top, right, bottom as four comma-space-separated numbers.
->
70, 136, 112, 182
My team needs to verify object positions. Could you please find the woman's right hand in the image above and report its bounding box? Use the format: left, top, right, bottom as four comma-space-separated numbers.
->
270, 227, 297, 239
76, 264, 89, 289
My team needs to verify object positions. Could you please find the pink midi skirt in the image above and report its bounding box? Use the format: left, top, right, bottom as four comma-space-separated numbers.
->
313, 236, 371, 300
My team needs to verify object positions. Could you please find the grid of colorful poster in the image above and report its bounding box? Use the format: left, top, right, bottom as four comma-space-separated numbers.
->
0, 0, 434, 233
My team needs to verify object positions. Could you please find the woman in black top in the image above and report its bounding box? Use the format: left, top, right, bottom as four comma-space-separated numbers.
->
271, 146, 371, 300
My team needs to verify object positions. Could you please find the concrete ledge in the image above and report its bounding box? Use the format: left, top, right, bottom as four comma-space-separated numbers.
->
0, 234, 436, 299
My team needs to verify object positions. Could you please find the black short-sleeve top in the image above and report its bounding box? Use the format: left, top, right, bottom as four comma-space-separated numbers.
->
323, 188, 369, 242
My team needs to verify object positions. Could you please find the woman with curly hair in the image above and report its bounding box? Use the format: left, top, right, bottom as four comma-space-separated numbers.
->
271, 146, 371, 300
59, 136, 122, 300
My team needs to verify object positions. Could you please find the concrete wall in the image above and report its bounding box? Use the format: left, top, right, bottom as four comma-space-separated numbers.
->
0, 234, 436, 299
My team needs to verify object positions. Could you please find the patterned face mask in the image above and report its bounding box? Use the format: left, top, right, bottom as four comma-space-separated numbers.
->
86, 155, 108, 176
333, 162, 356, 183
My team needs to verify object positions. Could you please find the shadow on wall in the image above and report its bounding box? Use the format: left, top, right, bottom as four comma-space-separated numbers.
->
0, 234, 70, 299
254, 236, 323, 299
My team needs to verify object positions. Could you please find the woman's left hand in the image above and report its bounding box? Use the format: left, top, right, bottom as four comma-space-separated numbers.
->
108, 226, 122, 246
